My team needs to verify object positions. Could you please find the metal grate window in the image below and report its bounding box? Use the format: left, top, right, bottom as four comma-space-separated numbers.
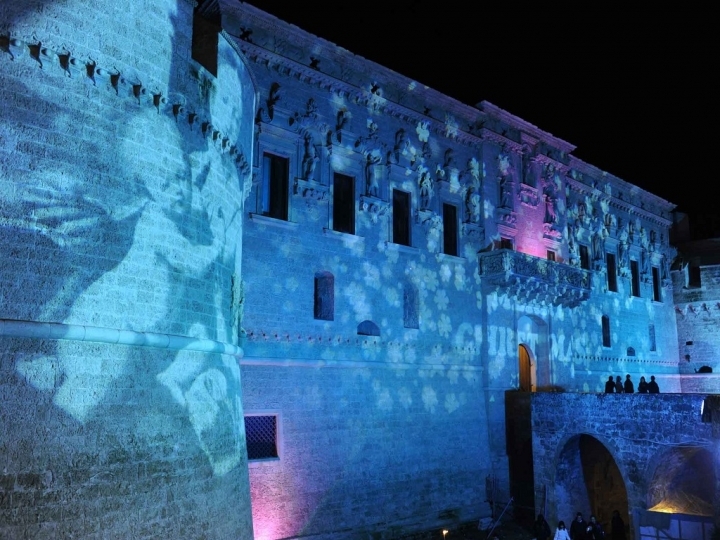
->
245, 415, 278, 460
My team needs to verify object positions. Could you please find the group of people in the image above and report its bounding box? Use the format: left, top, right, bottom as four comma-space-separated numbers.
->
533, 510, 626, 540
604, 374, 659, 394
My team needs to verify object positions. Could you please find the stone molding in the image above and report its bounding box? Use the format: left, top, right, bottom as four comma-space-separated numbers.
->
0, 31, 252, 179
0, 319, 243, 357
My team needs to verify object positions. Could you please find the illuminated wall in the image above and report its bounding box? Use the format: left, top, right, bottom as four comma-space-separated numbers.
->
226, 3, 683, 539
672, 238, 720, 391
1, 1, 255, 538
531, 393, 718, 537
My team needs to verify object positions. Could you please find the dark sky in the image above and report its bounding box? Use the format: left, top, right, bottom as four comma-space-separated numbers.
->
245, 2, 715, 224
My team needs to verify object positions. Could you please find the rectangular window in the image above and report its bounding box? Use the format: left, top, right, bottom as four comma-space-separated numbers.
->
333, 173, 355, 235
245, 415, 278, 460
602, 316, 611, 348
547, 250, 556, 262
631, 260, 640, 297
652, 266, 661, 302
580, 245, 590, 270
606, 252, 617, 292
262, 153, 289, 220
500, 237, 514, 250
649, 324, 656, 352
442, 203, 458, 256
392, 189, 411, 246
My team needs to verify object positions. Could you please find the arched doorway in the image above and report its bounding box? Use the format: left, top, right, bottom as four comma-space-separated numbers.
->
517, 315, 549, 390
518, 344, 533, 392
555, 435, 629, 536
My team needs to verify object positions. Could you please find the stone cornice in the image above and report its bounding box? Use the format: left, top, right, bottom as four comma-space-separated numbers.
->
225, 3, 589, 156
477, 101, 576, 154
569, 156, 676, 214
565, 177, 673, 228
237, 37, 490, 150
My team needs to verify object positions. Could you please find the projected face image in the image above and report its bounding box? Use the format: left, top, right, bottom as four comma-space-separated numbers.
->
3, 4, 250, 476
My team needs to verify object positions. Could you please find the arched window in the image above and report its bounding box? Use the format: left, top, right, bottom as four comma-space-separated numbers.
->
601, 315, 610, 348
314, 272, 334, 321
357, 320, 380, 337
403, 284, 419, 329
626, 347, 636, 357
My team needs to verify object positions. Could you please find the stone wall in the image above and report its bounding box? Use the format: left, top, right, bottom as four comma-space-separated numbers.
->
531, 392, 717, 533
227, 3, 682, 539
1, 1, 255, 538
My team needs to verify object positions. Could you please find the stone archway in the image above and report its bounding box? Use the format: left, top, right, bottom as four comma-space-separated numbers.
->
647, 447, 716, 516
555, 434, 629, 536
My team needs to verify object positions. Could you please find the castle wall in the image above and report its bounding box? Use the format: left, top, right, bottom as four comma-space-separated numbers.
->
1, 1, 255, 538
228, 3, 681, 538
531, 392, 718, 532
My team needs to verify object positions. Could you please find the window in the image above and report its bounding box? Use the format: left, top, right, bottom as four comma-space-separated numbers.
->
357, 320, 380, 336
652, 267, 661, 302
333, 173, 355, 234
606, 252, 617, 292
546, 250, 556, 262
262, 153, 289, 220
688, 265, 701, 288
442, 203, 458, 256
631, 260, 640, 297
627, 347, 636, 357
314, 272, 334, 321
649, 324, 656, 352
403, 284, 419, 329
392, 189, 411, 246
245, 415, 278, 460
580, 245, 590, 270
500, 237, 514, 250
191, 1, 220, 76
601, 315, 610, 348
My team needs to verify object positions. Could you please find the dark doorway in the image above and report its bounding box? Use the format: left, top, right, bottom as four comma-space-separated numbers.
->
555, 435, 629, 538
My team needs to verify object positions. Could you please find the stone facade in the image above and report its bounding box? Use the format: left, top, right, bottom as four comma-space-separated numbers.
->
672, 229, 720, 392
530, 392, 719, 539
1, 1, 717, 540
1, 1, 255, 538
228, 3, 690, 539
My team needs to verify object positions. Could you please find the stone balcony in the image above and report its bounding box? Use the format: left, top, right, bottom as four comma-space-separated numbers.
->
478, 249, 591, 308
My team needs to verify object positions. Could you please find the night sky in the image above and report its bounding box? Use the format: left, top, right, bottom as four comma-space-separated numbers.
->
244, 2, 715, 235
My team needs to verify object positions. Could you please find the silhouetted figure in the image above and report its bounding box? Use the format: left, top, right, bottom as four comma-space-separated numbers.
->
570, 512, 588, 540
554, 520, 571, 540
534, 513, 551, 540
623, 374, 634, 394
586, 515, 605, 539
611, 510, 626, 540
615, 376, 623, 393
648, 375, 660, 394
605, 376, 615, 393
638, 376, 648, 394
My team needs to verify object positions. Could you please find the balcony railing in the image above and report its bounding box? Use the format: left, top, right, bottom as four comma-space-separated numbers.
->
478, 249, 591, 308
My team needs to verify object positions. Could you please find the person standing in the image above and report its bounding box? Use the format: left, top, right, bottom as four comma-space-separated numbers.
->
615, 376, 623, 393
638, 376, 648, 394
586, 515, 605, 539
648, 375, 660, 393
605, 376, 615, 393
534, 513, 552, 540
611, 510, 626, 540
570, 512, 588, 540
623, 374, 634, 394
553, 521, 571, 540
